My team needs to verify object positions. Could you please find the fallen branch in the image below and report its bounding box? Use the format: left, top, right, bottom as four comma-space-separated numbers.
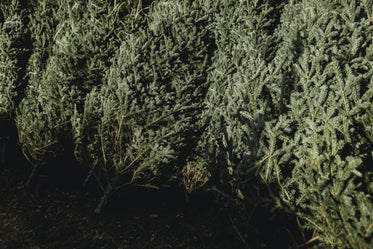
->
228, 214, 250, 249
296, 236, 319, 248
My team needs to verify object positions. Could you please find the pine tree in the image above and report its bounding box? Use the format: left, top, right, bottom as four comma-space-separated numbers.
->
0, 0, 26, 117
262, 0, 373, 247
15, 0, 127, 181
78, 0, 214, 213
2, 0, 371, 245
200, 0, 284, 207
201, 0, 373, 247
15, 0, 58, 166
71, 0, 146, 168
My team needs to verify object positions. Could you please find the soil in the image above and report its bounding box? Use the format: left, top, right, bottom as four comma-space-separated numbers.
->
0, 141, 249, 249
0, 135, 311, 249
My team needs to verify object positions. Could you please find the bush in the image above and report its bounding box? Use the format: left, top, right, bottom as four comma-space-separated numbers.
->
200, 0, 285, 208
201, 0, 373, 248
78, 0, 214, 213
0, 0, 27, 117
2, 1, 372, 246
269, 1, 373, 247
16, 0, 126, 166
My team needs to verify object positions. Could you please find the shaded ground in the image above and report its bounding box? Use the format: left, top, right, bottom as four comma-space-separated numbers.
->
0, 136, 314, 249
0, 141, 248, 249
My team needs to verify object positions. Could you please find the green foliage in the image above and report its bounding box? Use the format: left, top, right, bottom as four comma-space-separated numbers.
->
201, 0, 284, 206
16, 0, 126, 164
70, 0, 144, 166
15, 0, 58, 162
80, 0, 213, 191
0, 0, 26, 117
264, 0, 373, 247
202, 0, 373, 247
1, 0, 372, 246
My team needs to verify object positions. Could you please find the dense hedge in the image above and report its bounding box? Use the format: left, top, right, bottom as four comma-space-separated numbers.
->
0, 0, 372, 248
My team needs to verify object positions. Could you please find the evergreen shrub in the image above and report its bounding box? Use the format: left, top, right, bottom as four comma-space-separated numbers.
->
0, 0, 26, 117
1, 0, 372, 247
202, 0, 373, 248
269, 1, 373, 248
16, 0, 126, 168
77, 0, 214, 213
201, 0, 284, 208
71, 0, 144, 166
